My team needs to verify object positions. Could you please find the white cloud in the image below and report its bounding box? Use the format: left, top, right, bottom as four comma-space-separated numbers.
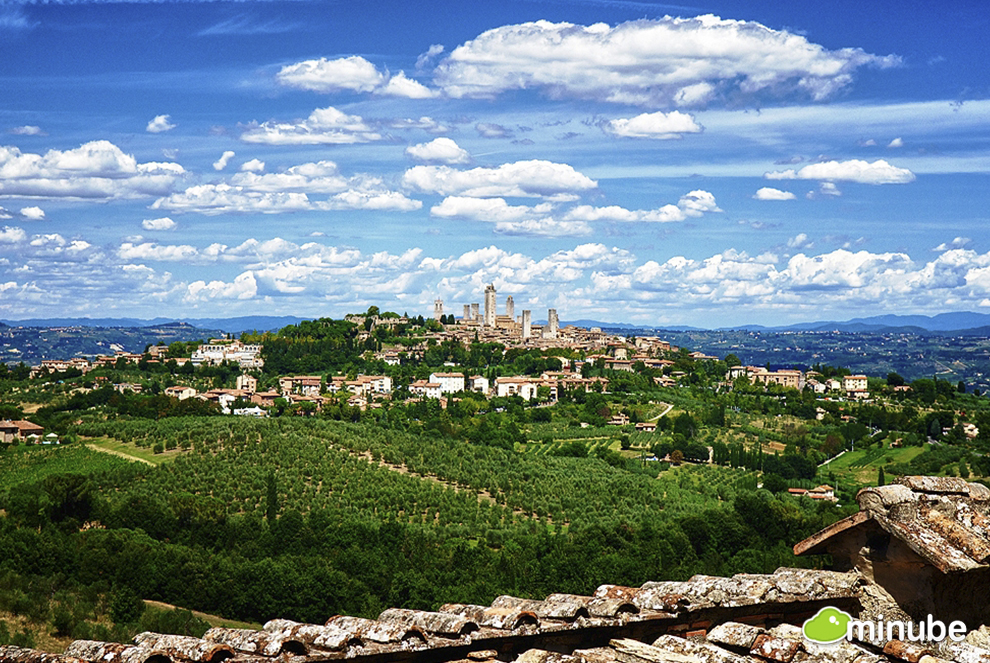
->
142, 217, 177, 231
888, 137, 904, 148
435, 16, 899, 107
213, 151, 235, 171
276, 55, 436, 98
605, 111, 702, 139
753, 187, 796, 201
417, 44, 445, 69
405, 137, 470, 164
240, 158, 265, 173
146, 114, 176, 133
933, 237, 971, 252
402, 160, 597, 198
807, 182, 843, 199
494, 219, 592, 237
153, 184, 313, 215
787, 233, 814, 250
155, 159, 422, 215
19, 206, 45, 220
10, 126, 45, 136
565, 190, 719, 223
765, 159, 915, 184
0, 226, 27, 243
240, 106, 382, 145
277, 56, 385, 93
431, 196, 553, 222
119, 241, 199, 262
186, 272, 258, 301
0, 140, 186, 200
380, 71, 438, 99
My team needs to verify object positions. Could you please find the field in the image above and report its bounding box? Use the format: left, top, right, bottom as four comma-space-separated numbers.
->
818, 444, 927, 487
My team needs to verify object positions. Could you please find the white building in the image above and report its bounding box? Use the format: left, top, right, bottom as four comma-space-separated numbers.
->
191, 341, 264, 369
495, 376, 540, 401
409, 380, 443, 400
429, 372, 465, 394
468, 375, 490, 394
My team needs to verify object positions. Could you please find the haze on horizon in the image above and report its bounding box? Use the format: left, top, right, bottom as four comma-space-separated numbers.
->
0, 0, 987, 328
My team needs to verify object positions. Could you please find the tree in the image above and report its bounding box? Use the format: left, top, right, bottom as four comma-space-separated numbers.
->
670, 449, 684, 465
887, 372, 905, 387
265, 471, 280, 522
724, 353, 742, 367
877, 467, 885, 486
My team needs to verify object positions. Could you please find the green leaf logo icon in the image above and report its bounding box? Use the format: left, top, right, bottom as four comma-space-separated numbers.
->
803, 607, 852, 644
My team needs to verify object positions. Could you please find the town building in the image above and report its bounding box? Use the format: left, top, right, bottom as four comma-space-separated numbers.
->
429, 372, 465, 394
164, 386, 197, 400
235, 374, 258, 394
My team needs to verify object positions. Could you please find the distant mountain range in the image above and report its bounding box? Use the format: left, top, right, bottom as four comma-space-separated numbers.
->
0, 316, 308, 333
4, 311, 990, 336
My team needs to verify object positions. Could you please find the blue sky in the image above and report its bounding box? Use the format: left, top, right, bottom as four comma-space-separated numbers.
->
0, 0, 988, 326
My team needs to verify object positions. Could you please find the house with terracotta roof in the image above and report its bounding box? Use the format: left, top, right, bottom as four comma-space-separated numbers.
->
0, 419, 43, 443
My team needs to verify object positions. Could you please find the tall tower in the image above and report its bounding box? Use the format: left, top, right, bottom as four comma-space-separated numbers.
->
433, 298, 443, 321
522, 310, 531, 339
484, 284, 496, 327
471, 303, 479, 321
505, 296, 515, 322
547, 308, 559, 338
463, 304, 471, 321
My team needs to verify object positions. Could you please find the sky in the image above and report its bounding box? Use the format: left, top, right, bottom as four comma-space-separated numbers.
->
0, 0, 988, 327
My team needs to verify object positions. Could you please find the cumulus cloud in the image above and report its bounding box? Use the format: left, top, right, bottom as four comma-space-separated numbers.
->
277, 55, 384, 93
434, 16, 899, 107
19, 206, 45, 220
494, 219, 591, 237
240, 106, 382, 145
765, 159, 915, 184
405, 137, 470, 164
605, 111, 702, 139
186, 272, 258, 301
146, 115, 176, 133
380, 71, 437, 99
10, 125, 45, 136
753, 187, 796, 201
240, 158, 265, 172
0, 226, 27, 243
934, 237, 972, 252
119, 241, 199, 262
153, 160, 422, 216
0, 140, 186, 200
888, 137, 904, 148
787, 233, 814, 250
213, 151, 235, 171
565, 190, 720, 223
142, 217, 177, 231
431, 196, 553, 222
402, 159, 597, 198
276, 55, 436, 98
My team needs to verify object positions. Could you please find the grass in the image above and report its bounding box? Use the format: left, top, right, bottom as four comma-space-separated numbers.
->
818, 444, 927, 487
84, 437, 185, 466
142, 601, 261, 631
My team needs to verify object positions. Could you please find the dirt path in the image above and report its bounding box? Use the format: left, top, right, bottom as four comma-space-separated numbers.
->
649, 402, 674, 421
85, 443, 155, 466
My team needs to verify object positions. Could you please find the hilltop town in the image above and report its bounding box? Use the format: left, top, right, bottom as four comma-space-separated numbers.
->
1, 287, 990, 659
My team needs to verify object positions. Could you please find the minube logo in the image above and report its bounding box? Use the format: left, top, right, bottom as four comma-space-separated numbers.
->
802, 607, 853, 644
802, 607, 967, 645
